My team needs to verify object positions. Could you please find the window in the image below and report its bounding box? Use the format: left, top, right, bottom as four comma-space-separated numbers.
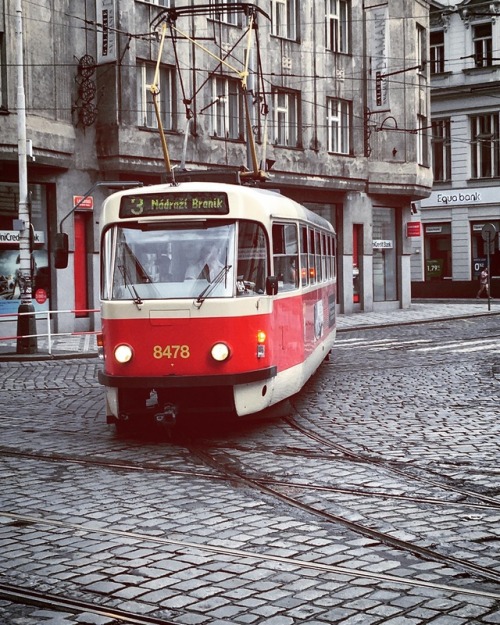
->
271, 0, 297, 40
300, 226, 309, 286
105, 223, 236, 300
430, 30, 445, 74
273, 223, 298, 290
417, 114, 429, 166
416, 23, 426, 70
473, 23, 492, 67
471, 221, 500, 278
0, 32, 5, 110
272, 89, 300, 147
299, 225, 335, 287
237, 222, 267, 296
137, 62, 174, 130
471, 113, 500, 178
208, 0, 240, 26
146, 0, 171, 5
325, 0, 349, 53
431, 119, 451, 182
424, 223, 451, 280
326, 97, 350, 154
209, 76, 244, 140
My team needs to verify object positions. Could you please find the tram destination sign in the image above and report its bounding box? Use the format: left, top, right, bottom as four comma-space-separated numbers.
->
119, 192, 229, 218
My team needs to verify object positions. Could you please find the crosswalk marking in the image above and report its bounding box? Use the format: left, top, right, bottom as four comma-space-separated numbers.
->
411, 338, 496, 353
336, 338, 431, 350
336, 336, 500, 355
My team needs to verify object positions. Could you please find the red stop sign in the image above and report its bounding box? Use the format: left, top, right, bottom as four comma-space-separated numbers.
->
35, 288, 47, 304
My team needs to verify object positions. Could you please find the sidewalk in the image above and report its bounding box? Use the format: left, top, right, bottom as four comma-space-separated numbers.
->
0, 299, 498, 361
337, 299, 500, 331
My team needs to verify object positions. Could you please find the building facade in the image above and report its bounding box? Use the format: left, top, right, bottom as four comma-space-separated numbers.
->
0, 0, 432, 337
411, 0, 500, 298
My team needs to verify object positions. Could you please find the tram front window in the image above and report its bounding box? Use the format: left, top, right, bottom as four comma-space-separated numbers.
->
105, 222, 236, 300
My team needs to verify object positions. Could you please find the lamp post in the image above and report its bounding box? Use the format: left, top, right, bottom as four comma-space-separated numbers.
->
15, 0, 36, 354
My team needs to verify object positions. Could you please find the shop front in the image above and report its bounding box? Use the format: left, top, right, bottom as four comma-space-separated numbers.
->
411, 187, 500, 298
0, 183, 50, 318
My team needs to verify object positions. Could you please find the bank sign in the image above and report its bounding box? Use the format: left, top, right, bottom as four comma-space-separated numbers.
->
420, 187, 497, 208
0, 231, 45, 244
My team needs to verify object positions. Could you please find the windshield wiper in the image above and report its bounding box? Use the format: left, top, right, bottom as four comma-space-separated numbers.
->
195, 265, 232, 307
118, 264, 143, 309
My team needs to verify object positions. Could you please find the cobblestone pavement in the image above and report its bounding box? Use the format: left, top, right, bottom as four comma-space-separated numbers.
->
0, 309, 499, 624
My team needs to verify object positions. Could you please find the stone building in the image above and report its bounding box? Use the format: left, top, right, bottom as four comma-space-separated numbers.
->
411, 0, 500, 298
0, 0, 432, 337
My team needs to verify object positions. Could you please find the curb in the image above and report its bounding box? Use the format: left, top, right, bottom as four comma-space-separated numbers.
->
337, 309, 500, 332
0, 352, 99, 363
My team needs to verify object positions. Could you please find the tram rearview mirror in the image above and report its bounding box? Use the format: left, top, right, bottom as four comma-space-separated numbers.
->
54, 232, 69, 269
266, 276, 279, 296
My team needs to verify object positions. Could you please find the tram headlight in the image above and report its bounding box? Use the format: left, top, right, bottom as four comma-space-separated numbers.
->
211, 342, 230, 362
114, 344, 133, 364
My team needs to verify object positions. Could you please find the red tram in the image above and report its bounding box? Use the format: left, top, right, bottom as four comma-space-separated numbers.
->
97, 181, 336, 429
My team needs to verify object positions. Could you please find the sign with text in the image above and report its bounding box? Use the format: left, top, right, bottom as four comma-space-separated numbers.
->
472, 257, 486, 277
420, 187, 498, 208
96, 0, 117, 64
73, 196, 94, 210
425, 258, 443, 279
406, 222, 421, 237
372, 240, 393, 249
365, 4, 389, 111
120, 192, 230, 218
0, 230, 46, 245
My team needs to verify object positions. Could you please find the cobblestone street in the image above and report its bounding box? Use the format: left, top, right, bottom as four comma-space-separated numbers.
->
0, 312, 499, 624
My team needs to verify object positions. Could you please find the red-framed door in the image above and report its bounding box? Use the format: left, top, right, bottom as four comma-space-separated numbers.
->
74, 212, 88, 317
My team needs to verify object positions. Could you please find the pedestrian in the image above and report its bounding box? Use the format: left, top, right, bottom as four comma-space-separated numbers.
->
476, 267, 489, 298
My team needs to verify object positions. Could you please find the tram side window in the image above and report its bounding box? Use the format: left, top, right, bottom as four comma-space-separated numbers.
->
316, 231, 323, 282
322, 233, 328, 280
333, 235, 337, 277
300, 225, 309, 286
309, 228, 316, 284
273, 223, 299, 291
237, 221, 267, 295
327, 233, 335, 279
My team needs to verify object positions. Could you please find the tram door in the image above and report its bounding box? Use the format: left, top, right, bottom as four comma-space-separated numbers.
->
74, 212, 89, 318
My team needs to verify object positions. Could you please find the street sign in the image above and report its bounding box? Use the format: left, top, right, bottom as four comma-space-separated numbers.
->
481, 222, 496, 242
35, 288, 47, 304
406, 222, 421, 237
73, 195, 94, 210
375, 72, 382, 107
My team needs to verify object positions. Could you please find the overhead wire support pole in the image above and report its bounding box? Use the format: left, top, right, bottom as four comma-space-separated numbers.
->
15, 0, 36, 354
151, 3, 270, 183
151, 23, 172, 177
241, 10, 262, 179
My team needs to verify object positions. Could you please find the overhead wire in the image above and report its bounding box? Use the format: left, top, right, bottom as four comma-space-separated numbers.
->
2, 2, 498, 150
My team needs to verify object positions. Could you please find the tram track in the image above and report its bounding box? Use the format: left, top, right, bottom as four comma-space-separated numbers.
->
3, 421, 500, 594
2, 445, 499, 512
186, 442, 500, 590
4, 443, 500, 590
0, 582, 177, 625
2, 511, 500, 601
284, 416, 500, 507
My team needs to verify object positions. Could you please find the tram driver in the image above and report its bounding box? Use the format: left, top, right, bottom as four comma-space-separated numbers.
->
185, 243, 224, 282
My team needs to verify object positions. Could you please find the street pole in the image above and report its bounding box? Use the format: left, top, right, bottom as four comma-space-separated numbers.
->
15, 0, 36, 354
487, 240, 491, 312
